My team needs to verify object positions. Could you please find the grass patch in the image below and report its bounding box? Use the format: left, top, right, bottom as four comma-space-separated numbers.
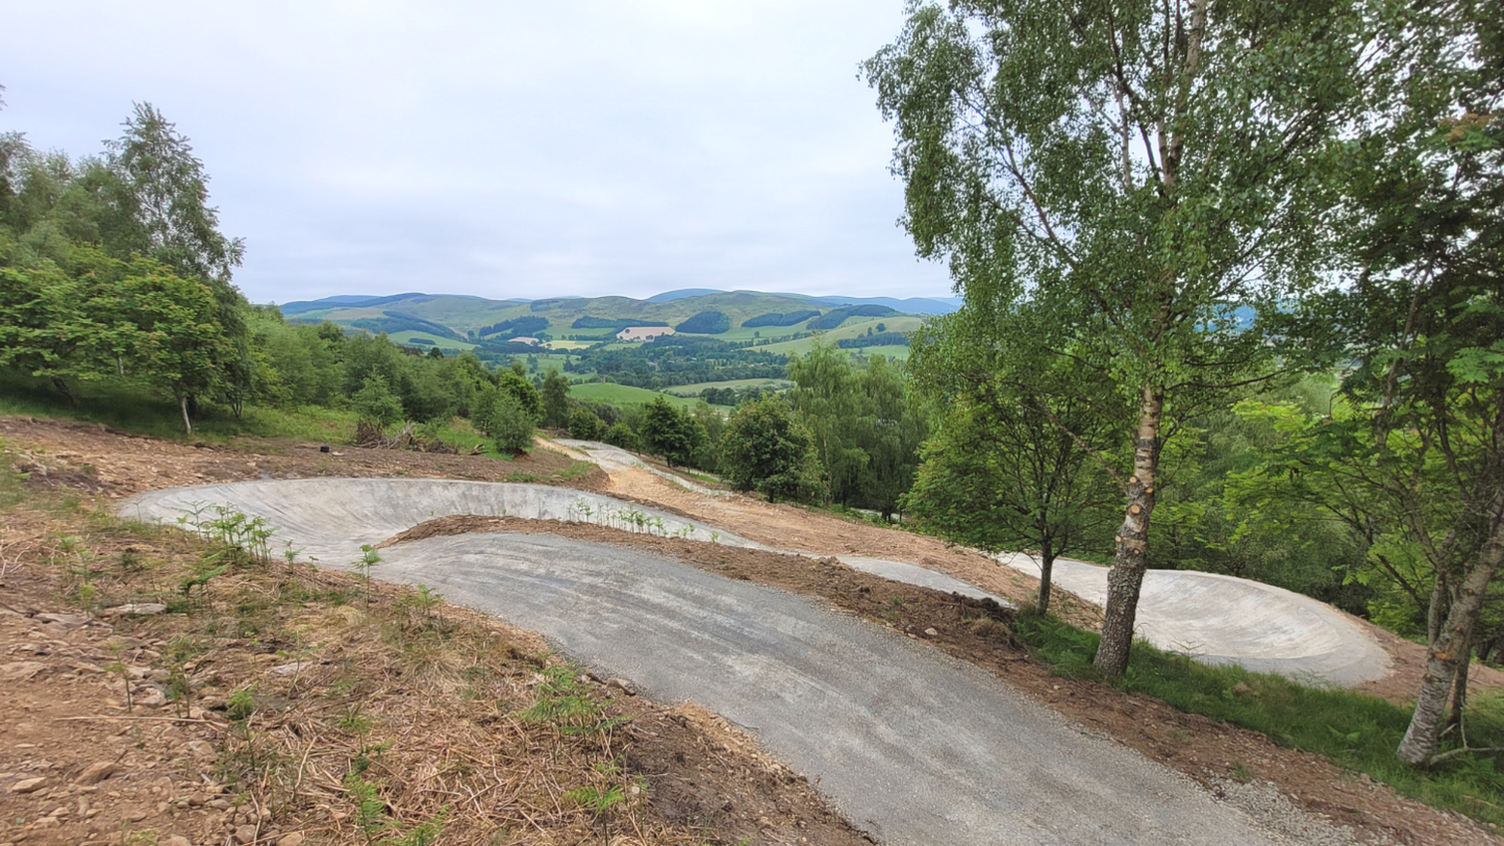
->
1014, 610, 1504, 826
0, 370, 360, 443
0, 437, 25, 509
569, 382, 707, 411
661, 378, 793, 397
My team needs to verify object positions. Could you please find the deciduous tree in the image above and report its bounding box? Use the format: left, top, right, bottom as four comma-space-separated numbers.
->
907, 304, 1126, 613
867, 0, 1375, 673
721, 398, 825, 504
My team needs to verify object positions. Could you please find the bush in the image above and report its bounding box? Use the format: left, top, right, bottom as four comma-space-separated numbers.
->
721, 398, 825, 504
481, 391, 535, 453
603, 421, 641, 452
569, 407, 605, 440
351, 375, 405, 430
641, 396, 700, 467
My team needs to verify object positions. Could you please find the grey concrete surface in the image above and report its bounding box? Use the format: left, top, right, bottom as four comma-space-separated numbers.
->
123, 478, 1390, 686
996, 553, 1390, 686
120, 478, 760, 563
836, 555, 1011, 606
116, 478, 1363, 844
556, 438, 729, 496
555, 441, 1389, 686
382, 532, 1315, 845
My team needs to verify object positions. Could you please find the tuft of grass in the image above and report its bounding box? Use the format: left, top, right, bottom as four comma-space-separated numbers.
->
1014, 610, 1504, 827
0, 437, 26, 509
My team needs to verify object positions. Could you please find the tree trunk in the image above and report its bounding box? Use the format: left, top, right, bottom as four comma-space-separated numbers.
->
1447, 637, 1471, 734
178, 395, 194, 435
1093, 384, 1163, 675
1397, 496, 1504, 765
51, 377, 76, 405
1037, 551, 1055, 616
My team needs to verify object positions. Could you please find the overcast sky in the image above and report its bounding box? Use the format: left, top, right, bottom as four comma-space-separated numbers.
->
1, 1, 956, 306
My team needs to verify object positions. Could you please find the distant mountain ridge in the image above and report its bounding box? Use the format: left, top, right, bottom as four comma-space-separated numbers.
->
271, 288, 956, 351
636, 289, 961, 315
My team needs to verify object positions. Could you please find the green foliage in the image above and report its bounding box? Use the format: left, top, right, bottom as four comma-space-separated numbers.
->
688, 402, 725, 474
1151, 388, 1374, 616
496, 368, 543, 420
517, 663, 625, 736
541, 368, 571, 428
354, 544, 381, 606
1014, 611, 1504, 827
352, 375, 405, 430
673, 310, 731, 334
473, 384, 535, 453
865, 0, 1384, 674
807, 305, 894, 331
742, 310, 819, 328
787, 342, 927, 516
721, 397, 825, 504
640, 395, 701, 468
569, 407, 605, 440
602, 421, 641, 453
105, 102, 245, 284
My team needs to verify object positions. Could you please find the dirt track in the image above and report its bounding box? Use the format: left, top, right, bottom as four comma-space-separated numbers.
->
123, 478, 1339, 845
4, 417, 1500, 846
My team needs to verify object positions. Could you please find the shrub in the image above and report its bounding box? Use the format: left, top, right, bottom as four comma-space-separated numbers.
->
481, 391, 535, 453
569, 407, 605, 440
721, 398, 825, 503
603, 421, 641, 452
351, 375, 405, 430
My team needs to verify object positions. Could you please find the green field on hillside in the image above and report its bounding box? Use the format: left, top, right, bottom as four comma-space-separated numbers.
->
570, 382, 716, 410
664, 378, 793, 396
757, 315, 925, 357
717, 325, 809, 343
845, 345, 911, 360
390, 330, 477, 351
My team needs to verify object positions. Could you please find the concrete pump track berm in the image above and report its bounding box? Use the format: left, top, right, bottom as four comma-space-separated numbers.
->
122, 477, 1390, 845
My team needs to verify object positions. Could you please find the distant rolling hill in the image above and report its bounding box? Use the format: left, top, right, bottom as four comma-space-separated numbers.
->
271, 289, 956, 348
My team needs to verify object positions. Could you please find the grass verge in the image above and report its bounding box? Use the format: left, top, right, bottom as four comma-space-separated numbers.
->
0, 371, 359, 444
1014, 610, 1504, 827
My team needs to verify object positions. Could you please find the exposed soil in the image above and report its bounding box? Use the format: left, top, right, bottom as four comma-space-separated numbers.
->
0, 416, 607, 499
0, 490, 867, 846
2, 415, 1501, 846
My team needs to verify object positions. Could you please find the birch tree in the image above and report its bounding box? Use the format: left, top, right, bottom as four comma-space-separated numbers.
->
866, 0, 1375, 673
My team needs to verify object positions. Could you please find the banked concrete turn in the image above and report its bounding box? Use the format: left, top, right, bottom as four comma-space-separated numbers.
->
122, 478, 1360, 845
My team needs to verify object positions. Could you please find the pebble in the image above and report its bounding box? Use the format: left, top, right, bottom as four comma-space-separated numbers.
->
33, 612, 89, 628
235, 824, 259, 843
277, 833, 306, 846
0, 661, 47, 682
100, 603, 168, 617
72, 762, 119, 786
10, 777, 50, 794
